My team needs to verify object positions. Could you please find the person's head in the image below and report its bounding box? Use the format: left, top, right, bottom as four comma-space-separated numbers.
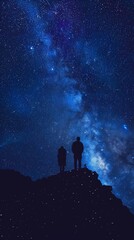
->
76, 137, 80, 141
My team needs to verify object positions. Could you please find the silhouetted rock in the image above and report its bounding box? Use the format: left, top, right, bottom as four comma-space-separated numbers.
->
0, 170, 32, 195
0, 168, 134, 240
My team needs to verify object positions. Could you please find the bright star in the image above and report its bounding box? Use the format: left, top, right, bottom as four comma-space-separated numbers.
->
30, 46, 34, 50
123, 124, 128, 130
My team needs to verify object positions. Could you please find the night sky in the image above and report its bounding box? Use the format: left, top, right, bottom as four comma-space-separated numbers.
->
0, 0, 134, 213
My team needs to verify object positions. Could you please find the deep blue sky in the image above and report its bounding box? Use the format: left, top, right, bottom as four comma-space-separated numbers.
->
0, 0, 134, 213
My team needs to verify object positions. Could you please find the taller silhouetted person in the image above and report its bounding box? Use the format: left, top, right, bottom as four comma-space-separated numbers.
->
57, 146, 66, 173
72, 137, 84, 170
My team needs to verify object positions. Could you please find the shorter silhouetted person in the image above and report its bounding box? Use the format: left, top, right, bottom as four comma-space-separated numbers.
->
57, 146, 66, 173
72, 137, 84, 170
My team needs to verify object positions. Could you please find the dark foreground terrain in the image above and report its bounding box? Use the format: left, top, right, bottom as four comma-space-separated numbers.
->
0, 168, 134, 240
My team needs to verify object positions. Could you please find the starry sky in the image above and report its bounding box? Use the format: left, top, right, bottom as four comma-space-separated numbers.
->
0, 0, 134, 213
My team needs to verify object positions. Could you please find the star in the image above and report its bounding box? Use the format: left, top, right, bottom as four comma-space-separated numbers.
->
30, 46, 34, 50
123, 124, 128, 130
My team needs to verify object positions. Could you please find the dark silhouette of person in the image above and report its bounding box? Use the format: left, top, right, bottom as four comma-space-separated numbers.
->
72, 137, 84, 170
57, 146, 66, 173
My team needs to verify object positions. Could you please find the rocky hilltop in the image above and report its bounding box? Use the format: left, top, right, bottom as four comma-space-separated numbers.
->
0, 168, 134, 240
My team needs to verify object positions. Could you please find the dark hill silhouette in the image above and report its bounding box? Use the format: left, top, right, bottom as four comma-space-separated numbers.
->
0, 168, 134, 240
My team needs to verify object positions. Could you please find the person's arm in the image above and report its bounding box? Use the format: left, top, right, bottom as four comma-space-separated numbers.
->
82, 143, 84, 152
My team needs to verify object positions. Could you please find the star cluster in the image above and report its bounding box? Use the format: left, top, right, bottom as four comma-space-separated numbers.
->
0, 0, 134, 213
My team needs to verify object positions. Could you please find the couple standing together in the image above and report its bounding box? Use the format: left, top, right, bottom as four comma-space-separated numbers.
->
58, 137, 84, 173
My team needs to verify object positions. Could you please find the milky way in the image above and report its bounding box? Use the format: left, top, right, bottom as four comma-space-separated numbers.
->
0, 0, 134, 213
